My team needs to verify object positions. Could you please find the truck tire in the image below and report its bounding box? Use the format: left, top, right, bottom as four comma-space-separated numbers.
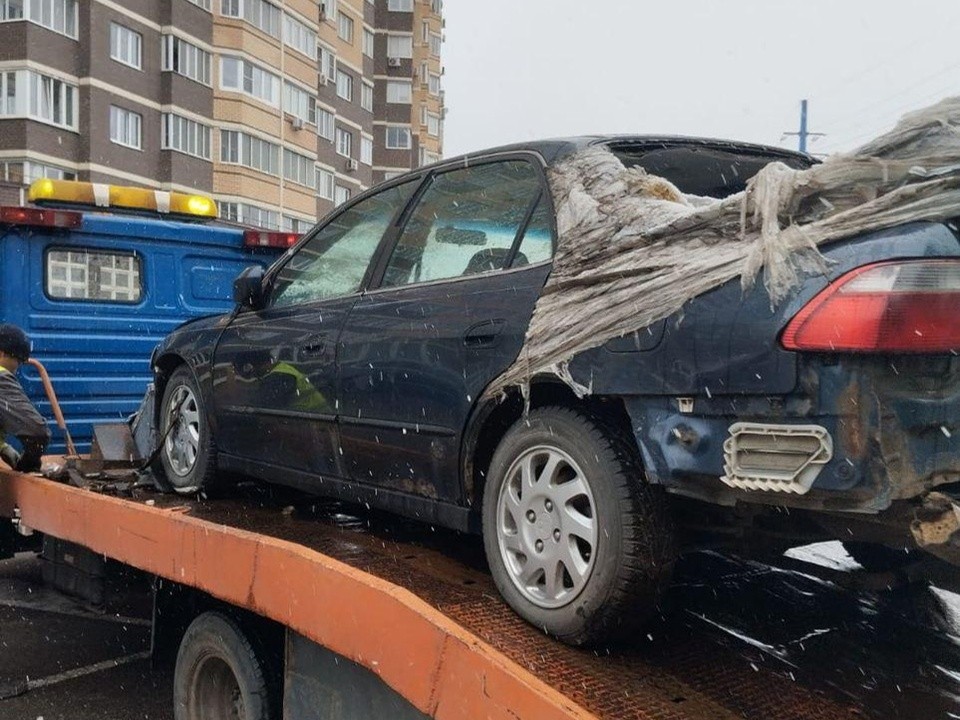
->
159, 366, 218, 494
482, 406, 676, 646
174, 611, 272, 720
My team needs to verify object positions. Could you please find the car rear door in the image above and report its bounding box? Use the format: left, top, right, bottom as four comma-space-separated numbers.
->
337, 156, 555, 504
211, 180, 420, 479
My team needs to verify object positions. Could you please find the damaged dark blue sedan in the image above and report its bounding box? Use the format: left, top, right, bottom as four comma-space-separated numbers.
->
151, 126, 960, 646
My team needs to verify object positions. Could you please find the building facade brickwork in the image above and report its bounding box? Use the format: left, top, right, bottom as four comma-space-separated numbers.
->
0, 0, 444, 229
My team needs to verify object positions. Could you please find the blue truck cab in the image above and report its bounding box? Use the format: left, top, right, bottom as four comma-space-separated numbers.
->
0, 180, 291, 453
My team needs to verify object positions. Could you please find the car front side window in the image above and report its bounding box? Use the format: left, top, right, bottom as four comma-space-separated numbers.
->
269, 180, 418, 308
381, 160, 543, 288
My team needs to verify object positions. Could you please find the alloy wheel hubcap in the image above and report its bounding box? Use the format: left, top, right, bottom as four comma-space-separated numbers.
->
496, 445, 598, 608
164, 384, 200, 478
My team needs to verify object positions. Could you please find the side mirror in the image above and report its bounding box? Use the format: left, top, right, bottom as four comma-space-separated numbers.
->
233, 265, 266, 309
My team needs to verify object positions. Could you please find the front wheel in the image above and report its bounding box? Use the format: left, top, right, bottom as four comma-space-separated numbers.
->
482, 406, 676, 646
159, 366, 218, 494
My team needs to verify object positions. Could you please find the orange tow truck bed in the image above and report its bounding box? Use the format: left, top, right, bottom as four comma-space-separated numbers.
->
0, 470, 854, 720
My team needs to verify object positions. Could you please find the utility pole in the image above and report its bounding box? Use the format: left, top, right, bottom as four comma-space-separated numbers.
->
782, 99, 825, 154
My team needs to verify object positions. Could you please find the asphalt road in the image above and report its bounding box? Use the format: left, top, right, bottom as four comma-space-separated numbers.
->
0, 554, 172, 720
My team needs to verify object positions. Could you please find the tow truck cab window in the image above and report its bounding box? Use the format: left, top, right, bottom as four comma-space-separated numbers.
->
381, 159, 545, 288
44, 247, 143, 303
269, 179, 418, 308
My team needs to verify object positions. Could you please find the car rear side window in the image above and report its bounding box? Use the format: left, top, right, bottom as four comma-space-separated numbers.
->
269, 180, 418, 308
381, 160, 543, 288
45, 248, 142, 303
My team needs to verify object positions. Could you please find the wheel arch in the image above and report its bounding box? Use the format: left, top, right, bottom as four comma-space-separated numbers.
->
152, 352, 188, 426
461, 378, 638, 516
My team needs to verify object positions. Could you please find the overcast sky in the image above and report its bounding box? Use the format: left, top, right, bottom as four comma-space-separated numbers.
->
441, 0, 960, 158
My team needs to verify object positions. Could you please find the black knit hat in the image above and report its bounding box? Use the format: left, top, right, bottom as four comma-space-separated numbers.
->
0, 324, 31, 363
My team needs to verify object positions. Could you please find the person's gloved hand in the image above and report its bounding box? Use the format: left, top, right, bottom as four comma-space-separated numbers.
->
0, 443, 21, 470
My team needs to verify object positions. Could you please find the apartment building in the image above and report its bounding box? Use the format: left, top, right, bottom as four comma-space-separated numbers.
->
0, 0, 444, 230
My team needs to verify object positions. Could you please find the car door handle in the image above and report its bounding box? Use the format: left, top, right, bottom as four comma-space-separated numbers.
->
464, 319, 505, 348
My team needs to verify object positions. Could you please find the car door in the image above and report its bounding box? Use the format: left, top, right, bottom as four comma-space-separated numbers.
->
211, 180, 420, 479
337, 157, 555, 504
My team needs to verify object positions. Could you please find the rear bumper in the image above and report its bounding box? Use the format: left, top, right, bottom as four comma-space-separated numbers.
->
624, 355, 960, 513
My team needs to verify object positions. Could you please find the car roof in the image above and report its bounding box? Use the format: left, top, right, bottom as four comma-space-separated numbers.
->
429, 135, 815, 170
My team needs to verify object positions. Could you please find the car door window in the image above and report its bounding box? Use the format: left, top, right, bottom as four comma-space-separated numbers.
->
512, 193, 554, 267
270, 180, 418, 308
381, 160, 542, 288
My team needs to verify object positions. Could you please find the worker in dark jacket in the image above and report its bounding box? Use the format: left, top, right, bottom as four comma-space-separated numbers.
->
0, 325, 50, 472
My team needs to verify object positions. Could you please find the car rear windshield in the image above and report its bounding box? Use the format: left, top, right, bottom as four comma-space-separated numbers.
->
609, 142, 813, 199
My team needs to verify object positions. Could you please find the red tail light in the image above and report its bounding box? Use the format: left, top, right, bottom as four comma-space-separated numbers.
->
243, 230, 300, 249
0, 206, 82, 229
781, 259, 960, 353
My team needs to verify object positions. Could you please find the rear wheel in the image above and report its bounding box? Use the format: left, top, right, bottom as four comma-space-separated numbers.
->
160, 366, 218, 494
482, 406, 676, 646
174, 612, 272, 720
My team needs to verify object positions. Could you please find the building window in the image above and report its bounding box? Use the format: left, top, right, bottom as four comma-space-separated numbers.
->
0, 69, 77, 130
385, 126, 410, 150
426, 112, 440, 137
317, 107, 334, 141
421, 20, 429, 42
318, 45, 335, 82
7, 0, 79, 39
428, 72, 441, 96
386, 34, 412, 59
283, 14, 316, 59
334, 185, 350, 206
221, 56, 280, 106
360, 82, 373, 112
335, 127, 352, 158
317, 167, 335, 200
218, 201, 280, 230
386, 80, 411, 104
284, 82, 317, 125
419, 148, 440, 167
430, 0, 441, 13
429, 32, 442, 57
109, 105, 142, 149
320, 0, 336, 22
220, 0, 280, 38
162, 113, 212, 160
280, 215, 312, 233
387, 0, 412, 11
283, 148, 316, 189
336, 10, 353, 43
46, 249, 142, 303
362, 28, 374, 57
335, 68, 352, 101
220, 129, 280, 175
109, 23, 142, 70
162, 35, 212, 85
0, 160, 75, 184
186, 0, 212, 9
360, 136, 372, 165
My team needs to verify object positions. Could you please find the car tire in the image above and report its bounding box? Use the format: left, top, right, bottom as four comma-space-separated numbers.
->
159, 366, 218, 494
173, 611, 272, 720
482, 406, 676, 646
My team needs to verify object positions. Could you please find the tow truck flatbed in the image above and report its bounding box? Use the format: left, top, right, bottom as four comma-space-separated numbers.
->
0, 468, 870, 720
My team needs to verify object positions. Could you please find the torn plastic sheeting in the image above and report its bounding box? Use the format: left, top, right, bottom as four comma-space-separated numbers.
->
487, 97, 960, 398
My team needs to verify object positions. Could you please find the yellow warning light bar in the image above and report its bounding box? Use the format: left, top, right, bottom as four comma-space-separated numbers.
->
28, 179, 218, 220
